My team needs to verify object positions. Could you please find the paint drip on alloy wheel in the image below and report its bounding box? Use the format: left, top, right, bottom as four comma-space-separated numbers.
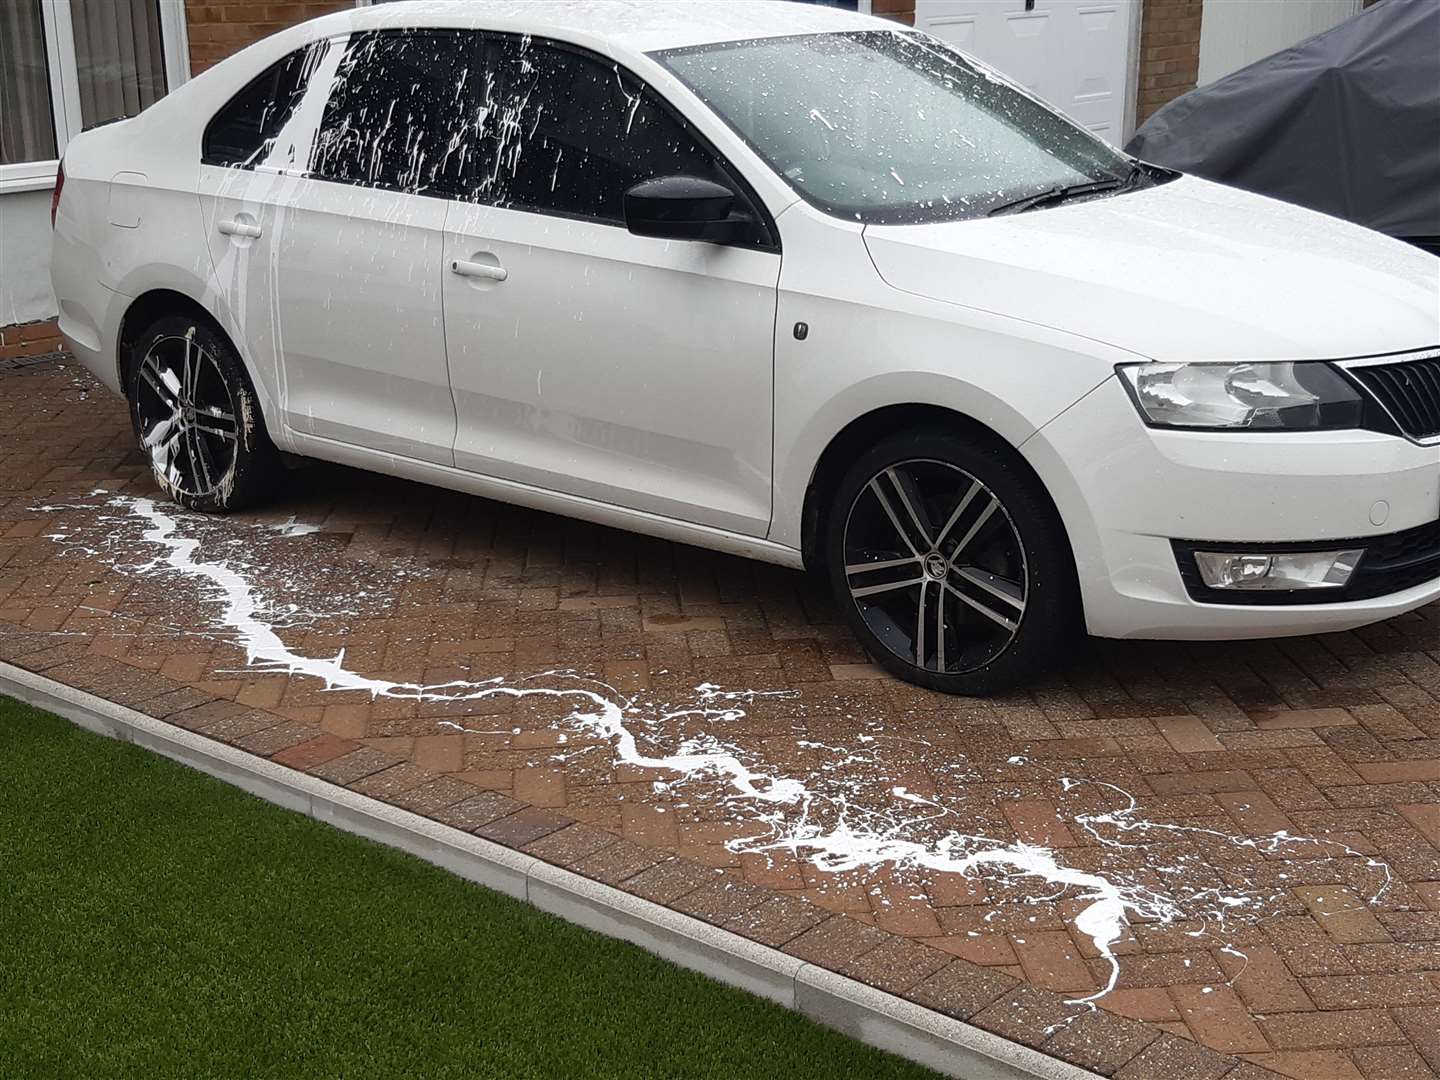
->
136, 325, 256, 508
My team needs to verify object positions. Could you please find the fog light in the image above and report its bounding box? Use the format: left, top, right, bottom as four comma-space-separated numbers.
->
1194, 549, 1364, 590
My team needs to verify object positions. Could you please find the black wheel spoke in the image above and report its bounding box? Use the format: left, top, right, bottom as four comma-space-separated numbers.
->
846, 553, 921, 600
885, 466, 935, 550
142, 412, 179, 451
845, 554, 920, 576
182, 332, 199, 402
186, 424, 214, 490
139, 361, 178, 410
192, 417, 238, 442
149, 427, 183, 476
933, 479, 979, 549
844, 459, 1027, 676
951, 565, 1025, 614
933, 578, 949, 672
915, 579, 928, 669
851, 575, 925, 600
948, 494, 999, 562
942, 579, 1019, 633
866, 477, 922, 557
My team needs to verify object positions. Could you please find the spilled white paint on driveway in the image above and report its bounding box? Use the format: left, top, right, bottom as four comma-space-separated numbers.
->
267, 516, 321, 537
33, 493, 1395, 1012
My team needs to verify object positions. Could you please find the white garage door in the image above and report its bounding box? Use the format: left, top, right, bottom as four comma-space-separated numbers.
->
912, 0, 1139, 145
1197, 0, 1361, 86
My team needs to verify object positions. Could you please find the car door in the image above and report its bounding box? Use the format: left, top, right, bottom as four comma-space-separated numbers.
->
440, 36, 781, 538
197, 39, 330, 450
199, 29, 472, 466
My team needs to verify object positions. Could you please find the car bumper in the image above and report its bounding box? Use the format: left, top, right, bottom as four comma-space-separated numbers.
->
51, 207, 126, 396
1025, 376, 1440, 640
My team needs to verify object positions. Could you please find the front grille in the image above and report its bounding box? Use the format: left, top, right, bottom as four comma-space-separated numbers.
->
1173, 516, 1440, 605
1349, 354, 1440, 440
1361, 516, 1440, 597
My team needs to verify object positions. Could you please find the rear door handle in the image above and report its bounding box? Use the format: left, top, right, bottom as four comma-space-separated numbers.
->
218, 219, 262, 239
451, 259, 508, 282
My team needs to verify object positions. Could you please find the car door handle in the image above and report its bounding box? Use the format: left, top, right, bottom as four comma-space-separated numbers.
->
451, 259, 508, 282
218, 219, 263, 239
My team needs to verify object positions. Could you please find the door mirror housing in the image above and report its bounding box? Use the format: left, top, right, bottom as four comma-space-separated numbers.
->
623, 175, 748, 242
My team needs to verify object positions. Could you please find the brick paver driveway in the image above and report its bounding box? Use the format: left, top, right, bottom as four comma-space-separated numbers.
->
5, 358, 1439, 1080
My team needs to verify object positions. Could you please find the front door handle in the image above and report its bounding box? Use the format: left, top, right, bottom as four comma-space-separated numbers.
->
218, 219, 262, 239
451, 259, 508, 282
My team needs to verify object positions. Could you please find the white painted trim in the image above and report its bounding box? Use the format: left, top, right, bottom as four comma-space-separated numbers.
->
0, 660, 1099, 1080
48, 1, 84, 143
0, 168, 59, 194
41, 2, 74, 153
1121, 0, 1143, 144
159, 0, 192, 87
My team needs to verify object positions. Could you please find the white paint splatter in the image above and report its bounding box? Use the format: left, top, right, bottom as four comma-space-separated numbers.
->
35, 494, 1396, 1014
267, 516, 320, 537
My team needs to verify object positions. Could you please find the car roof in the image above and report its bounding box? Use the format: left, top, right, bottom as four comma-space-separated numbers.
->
329, 0, 884, 55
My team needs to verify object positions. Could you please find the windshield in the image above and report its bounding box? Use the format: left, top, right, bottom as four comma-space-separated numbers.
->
656, 30, 1139, 225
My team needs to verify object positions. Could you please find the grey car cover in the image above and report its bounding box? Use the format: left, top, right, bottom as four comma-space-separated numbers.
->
1126, 0, 1440, 249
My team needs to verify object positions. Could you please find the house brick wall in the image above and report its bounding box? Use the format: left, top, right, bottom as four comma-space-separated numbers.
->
0, 319, 63, 362
185, 1, 354, 74
871, 0, 917, 27
1136, 0, 1203, 125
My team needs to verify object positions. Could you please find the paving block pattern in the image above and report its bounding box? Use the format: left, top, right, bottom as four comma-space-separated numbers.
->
5, 358, 1440, 1080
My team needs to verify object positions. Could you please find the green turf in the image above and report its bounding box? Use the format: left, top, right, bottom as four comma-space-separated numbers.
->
0, 696, 939, 1079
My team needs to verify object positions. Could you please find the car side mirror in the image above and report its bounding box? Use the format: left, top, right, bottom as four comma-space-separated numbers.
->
623, 175, 748, 243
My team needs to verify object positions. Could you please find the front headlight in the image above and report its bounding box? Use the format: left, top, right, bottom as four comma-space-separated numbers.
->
1118, 361, 1364, 430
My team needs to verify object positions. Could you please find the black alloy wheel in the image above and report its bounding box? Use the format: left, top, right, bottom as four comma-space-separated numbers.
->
826, 430, 1077, 694
127, 315, 277, 512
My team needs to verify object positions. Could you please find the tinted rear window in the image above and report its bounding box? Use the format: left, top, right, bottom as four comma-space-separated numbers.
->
309, 30, 474, 197
203, 42, 329, 168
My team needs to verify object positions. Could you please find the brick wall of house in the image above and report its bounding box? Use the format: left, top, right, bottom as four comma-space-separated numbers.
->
0, 319, 64, 363
185, 1, 354, 74
871, 0, 917, 27
1136, 0, 1204, 125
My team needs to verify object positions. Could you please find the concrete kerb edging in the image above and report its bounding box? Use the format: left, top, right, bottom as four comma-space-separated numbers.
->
1, 661, 1098, 1080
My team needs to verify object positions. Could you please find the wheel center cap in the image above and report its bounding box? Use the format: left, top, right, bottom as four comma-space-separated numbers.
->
924, 553, 948, 581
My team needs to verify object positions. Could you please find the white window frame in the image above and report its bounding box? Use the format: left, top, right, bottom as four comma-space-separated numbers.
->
0, 0, 190, 194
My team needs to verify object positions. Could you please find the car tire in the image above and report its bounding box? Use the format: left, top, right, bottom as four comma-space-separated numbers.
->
126, 314, 279, 513
825, 428, 1079, 695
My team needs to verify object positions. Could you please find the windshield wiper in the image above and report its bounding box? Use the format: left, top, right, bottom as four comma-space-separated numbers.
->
987, 167, 1142, 217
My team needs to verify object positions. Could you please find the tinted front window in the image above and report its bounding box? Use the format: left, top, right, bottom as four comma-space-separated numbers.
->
311, 30, 474, 196
658, 30, 1137, 224
203, 42, 329, 168
467, 38, 733, 224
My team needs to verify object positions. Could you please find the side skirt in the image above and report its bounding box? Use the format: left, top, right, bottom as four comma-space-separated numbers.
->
285, 430, 806, 571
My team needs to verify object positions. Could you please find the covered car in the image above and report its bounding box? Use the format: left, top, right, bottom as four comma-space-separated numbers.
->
1126, 0, 1440, 253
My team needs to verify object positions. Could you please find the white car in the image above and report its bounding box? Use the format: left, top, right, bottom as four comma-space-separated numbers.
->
50, 1, 1440, 695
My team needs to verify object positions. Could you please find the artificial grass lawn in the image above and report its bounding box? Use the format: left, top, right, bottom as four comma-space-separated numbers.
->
0, 696, 939, 1079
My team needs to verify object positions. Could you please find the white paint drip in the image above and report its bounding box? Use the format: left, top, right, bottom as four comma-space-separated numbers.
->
267, 516, 320, 537
1065, 777, 1392, 902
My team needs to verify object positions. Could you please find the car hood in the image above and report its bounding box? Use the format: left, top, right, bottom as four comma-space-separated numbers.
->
861, 175, 1440, 362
